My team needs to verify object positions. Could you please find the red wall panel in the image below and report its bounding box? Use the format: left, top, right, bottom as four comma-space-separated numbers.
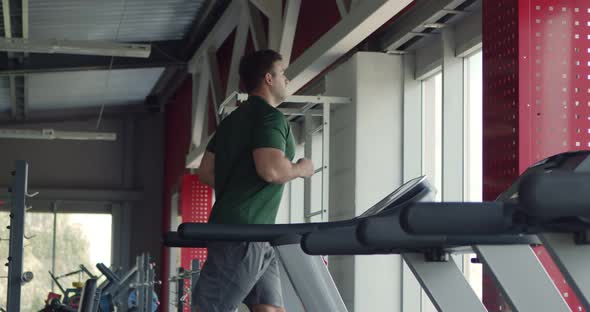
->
523, 1, 590, 165
483, 1, 589, 311
290, 0, 341, 64
179, 174, 213, 312
520, 2, 588, 310
161, 78, 193, 310
483, 0, 520, 203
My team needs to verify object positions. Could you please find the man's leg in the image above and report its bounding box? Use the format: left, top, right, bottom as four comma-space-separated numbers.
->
192, 242, 265, 312
243, 243, 285, 312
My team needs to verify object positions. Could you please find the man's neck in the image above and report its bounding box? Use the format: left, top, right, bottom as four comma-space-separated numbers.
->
250, 90, 279, 107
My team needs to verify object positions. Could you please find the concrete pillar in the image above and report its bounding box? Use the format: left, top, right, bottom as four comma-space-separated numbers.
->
325, 52, 404, 311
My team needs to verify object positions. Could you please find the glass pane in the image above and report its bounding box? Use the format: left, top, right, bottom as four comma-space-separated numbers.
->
0, 212, 55, 310
465, 50, 483, 202
463, 49, 484, 299
26, 212, 57, 309
35, 212, 112, 310
422, 72, 443, 202
54, 213, 112, 290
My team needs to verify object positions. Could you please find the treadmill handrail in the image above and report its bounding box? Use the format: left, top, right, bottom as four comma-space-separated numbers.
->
399, 202, 517, 235
164, 231, 207, 248
519, 172, 590, 220
178, 222, 321, 241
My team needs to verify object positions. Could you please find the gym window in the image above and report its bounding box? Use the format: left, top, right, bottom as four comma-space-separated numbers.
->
463, 49, 484, 299
0, 212, 112, 310
422, 72, 443, 202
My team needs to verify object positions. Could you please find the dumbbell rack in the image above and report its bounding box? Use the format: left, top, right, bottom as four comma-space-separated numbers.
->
6, 160, 33, 311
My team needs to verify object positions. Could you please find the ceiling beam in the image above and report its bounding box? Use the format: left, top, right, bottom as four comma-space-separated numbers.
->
335, 0, 352, 17
376, 0, 471, 52
145, 1, 231, 112
0, 40, 184, 75
279, 0, 301, 65
188, 1, 242, 73
285, 0, 413, 94
247, 1, 267, 50
180, 0, 231, 60
0, 38, 151, 58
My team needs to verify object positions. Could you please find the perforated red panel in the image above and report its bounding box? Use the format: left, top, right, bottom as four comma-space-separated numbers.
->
180, 174, 212, 312
484, 1, 589, 311
520, 2, 589, 311
483, 0, 519, 203
482, 3, 519, 309
524, 1, 590, 165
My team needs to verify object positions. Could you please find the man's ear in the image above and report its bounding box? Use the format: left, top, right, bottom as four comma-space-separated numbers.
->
264, 72, 273, 86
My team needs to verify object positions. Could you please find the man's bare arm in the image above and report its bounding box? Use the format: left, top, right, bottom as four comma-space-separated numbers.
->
253, 148, 314, 184
197, 151, 215, 187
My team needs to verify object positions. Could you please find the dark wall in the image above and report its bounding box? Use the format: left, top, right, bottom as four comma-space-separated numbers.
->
130, 114, 165, 269
0, 113, 165, 270
0, 119, 126, 188
160, 77, 193, 308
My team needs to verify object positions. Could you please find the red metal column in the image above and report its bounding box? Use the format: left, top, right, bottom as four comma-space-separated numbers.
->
483, 0, 520, 203
523, 1, 590, 162
522, 2, 588, 311
484, 0, 589, 311
482, 1, 520, 309
180, 174, 212, 312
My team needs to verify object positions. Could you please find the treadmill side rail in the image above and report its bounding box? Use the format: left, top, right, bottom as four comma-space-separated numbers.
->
275, 244, 348, 312
538, 233, 590, 310
402, 253, 487, 312
474, 244, 570, 312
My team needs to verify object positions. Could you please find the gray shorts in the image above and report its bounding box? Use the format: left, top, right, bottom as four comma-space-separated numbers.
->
192, 242, 284, 312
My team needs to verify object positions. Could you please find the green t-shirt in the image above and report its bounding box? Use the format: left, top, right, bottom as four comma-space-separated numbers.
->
206, 95, 295, 224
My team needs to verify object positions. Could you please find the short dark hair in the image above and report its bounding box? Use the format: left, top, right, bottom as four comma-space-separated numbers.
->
239, 50, 283, 93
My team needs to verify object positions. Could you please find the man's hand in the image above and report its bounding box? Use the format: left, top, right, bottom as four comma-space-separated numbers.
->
253, 148, 316, 184
197, 151, 215, 188
296, 158, 315, 178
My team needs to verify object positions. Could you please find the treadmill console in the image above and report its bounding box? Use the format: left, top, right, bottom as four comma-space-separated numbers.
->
358, 176, 435, 218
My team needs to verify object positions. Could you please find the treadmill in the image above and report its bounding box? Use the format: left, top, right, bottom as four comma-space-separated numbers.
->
167, 151, 590, 312
166, 176, 497, 312
164, 177, 442, 311
305, 151, 590, 312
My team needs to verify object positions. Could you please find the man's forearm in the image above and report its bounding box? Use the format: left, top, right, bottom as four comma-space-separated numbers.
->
201, 177, 214, 188
259, 157, 303, 184
197, 169, 215, 188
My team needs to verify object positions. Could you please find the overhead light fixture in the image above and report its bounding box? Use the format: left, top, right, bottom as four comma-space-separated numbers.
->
385, 50, 407, 55
423, 23, 446, 29
0, 129, 117, 141
0, 38, 151, 58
